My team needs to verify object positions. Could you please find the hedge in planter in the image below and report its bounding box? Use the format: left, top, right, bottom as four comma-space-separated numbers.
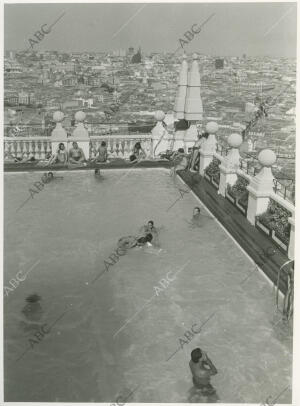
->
257, 199, 292, 244
205, 158, 220, 182
227, 176, 249, 200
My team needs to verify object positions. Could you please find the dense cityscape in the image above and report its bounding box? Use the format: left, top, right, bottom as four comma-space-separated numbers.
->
4, 49, 296, 179
3, 2, 296, 404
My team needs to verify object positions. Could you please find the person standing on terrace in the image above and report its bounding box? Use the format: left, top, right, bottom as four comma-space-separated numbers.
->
68, 141, 86, 165
189, 132, 208, 171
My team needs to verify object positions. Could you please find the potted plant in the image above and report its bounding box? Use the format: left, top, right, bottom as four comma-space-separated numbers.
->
204, 158, 220, 188
256, 200, 292, 249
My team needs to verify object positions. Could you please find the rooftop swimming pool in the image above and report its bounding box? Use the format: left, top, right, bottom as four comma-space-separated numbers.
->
4, 169, 292, 403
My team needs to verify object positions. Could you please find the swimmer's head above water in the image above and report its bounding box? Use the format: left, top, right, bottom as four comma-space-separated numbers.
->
95, 168, 101, 176
191, 348, 203, 363
47, 172, 54, 180
147, 220, 154, 229
25, 293, 41, 303
193, 207, 201, 216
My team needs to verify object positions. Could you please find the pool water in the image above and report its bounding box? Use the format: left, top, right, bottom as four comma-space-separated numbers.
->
4, 169, 292, 403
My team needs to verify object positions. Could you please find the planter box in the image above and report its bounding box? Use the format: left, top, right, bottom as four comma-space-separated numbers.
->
225, 190, 236, 205
236, 199, 247, 215
211, 177, 219, 189
204, 173, 211, 182
255, 219, 272, 237
271, 230, 288, 252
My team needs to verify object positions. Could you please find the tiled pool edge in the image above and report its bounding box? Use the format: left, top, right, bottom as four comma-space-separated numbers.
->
4, 160, 172, 172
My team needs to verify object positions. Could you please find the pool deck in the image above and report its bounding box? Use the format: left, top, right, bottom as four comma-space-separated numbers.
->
178, 170, 290, 294
4, 161, 289, 294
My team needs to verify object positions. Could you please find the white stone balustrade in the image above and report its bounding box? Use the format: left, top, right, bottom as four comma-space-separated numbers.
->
68, 111, 90, 158
246, 149, 277, 225
199, 121, 219, 175
218, 133, 242, 196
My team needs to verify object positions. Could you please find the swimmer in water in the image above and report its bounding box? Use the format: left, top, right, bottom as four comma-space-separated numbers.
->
186, 207, 213, 227
94, 168, 103, 179
136, 233, 153, 247
41, 172, 63, 183
140, 220, 158, 235
189, 348, 217, 395
22, 293, 43, 322
117, 233, 153, 250
140, 221, 160, 246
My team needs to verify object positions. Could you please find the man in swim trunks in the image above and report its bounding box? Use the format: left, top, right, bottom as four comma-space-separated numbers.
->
189, 348, 217, 395
68, 142, 86, 164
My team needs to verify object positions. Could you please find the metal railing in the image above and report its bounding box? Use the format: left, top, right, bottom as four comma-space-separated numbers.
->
273, 178, 295, 203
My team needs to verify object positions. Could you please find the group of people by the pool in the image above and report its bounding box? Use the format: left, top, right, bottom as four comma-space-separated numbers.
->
37, 140, 146, 167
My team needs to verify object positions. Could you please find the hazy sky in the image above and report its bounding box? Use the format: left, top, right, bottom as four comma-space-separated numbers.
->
4, 2, 297, 57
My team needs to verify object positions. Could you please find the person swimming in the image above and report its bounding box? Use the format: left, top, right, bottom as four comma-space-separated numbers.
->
189, 348, 217, 395
140, 220, 158, 235
117, 233, 153, 250
21, 293, 43, 322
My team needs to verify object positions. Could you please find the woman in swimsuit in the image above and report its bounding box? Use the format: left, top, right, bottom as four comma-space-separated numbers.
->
48, 143, 67, 165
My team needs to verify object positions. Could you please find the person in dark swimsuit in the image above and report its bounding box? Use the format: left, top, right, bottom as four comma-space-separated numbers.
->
68, 141, 86, 164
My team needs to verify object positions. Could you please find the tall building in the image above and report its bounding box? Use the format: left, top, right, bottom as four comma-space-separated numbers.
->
215, 58, 224, 69
132, 48, 142, 64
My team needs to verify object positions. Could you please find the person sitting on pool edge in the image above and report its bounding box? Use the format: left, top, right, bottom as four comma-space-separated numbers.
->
48, 143, 68, 166
129, 142, 146, 163
92, 141, 109, 163
189, 348, 217, 395
68, 141, 86, 164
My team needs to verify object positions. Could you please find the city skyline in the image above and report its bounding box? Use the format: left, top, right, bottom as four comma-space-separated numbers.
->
4, 2, 297, 57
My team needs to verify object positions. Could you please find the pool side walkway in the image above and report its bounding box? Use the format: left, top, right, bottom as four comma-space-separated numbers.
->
177, 170, 290, 294
3, 159, 171, 172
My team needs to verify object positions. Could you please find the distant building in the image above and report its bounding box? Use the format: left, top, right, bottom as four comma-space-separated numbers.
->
132, 48, 142, 64
18, 91, 36, 105
215, 58, 224, 69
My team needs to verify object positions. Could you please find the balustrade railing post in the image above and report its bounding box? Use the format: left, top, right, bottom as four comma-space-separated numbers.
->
51, 111, 68, 156
218, 133, 242, 197
69, 111, 90, 159
199, 122, 218, 175
246, 149, 277, 225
